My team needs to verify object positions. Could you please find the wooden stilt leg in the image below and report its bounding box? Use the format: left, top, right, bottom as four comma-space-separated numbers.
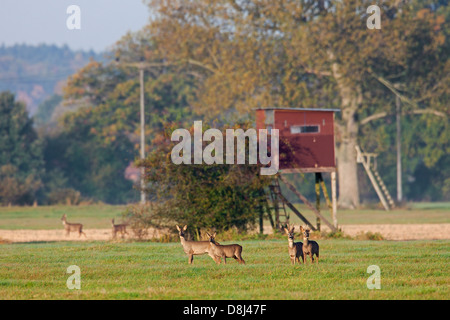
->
331, 171, 338, 228
315, 173, 321, 231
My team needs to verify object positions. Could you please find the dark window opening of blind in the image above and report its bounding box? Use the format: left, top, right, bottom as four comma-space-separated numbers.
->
290, 125, 320, 134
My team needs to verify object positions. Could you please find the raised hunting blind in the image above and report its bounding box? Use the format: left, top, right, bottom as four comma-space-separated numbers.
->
256, 108, 339, 171
255, 108, 339, 233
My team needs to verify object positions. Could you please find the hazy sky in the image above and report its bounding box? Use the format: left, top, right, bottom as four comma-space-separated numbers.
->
0, 0, 151, 52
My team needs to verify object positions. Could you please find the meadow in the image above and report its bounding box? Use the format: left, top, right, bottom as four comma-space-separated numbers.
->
0, 239, 448, 299
0, 203, 449, 300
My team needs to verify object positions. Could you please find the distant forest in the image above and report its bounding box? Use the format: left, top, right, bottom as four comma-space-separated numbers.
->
0, 44, 104, 115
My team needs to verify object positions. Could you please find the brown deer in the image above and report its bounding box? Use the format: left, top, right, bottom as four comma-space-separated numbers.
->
206, 232, 245, 265
283, 225, 303, 265
176, 225, 221, 264
300, 226, 319, 264
111, 218, 129, 239
61, 214, 86, 237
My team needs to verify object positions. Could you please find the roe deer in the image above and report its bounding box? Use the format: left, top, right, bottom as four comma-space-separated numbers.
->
283, 225, 303, 265
176, 225, 221, 264
111, 218, 129, 239
206, 232, 245, 265
300, 226, 319, 264
61, 214, 86, 237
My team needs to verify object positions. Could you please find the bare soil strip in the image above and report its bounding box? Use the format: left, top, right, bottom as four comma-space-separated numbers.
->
336, 223, 450, 240
0, 228, 165, 243
0, 224, 449, 243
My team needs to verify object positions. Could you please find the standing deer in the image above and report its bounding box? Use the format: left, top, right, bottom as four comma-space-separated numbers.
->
300, 226, 319, 264
176, 225, 221, 264
111, 218, 128, 239
61, 214, 86, 237
283, 225, 303, 265
206, 232, 245, 265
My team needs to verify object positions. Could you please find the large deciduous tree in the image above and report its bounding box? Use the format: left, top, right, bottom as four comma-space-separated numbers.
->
143, 0, 448, 208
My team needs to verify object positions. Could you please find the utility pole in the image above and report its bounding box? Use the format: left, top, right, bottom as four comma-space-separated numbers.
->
396, 95, 402, 203
139, 64, 146, 205
115, 58, 151, 205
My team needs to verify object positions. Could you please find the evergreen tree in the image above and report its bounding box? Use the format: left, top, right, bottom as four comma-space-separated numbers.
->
0, 91, 43, 204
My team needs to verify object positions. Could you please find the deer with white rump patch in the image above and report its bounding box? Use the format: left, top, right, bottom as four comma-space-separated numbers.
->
176, 225, 221, 264
283, 225, 303, 265
61, 214, 86, 237
206, 232, 245, 265
300, 226, 319, 264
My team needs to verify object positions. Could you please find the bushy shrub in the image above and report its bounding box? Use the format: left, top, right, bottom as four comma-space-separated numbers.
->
129, 123, 273, 238
354, 231, 385, 241
0, 165, 41, 205
46, 188, 81, 205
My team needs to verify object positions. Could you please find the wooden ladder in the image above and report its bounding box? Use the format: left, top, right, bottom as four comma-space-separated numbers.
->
372, 165, 395, 209
356, 145, 395, 211
267, 177, 318, 232
268, 178, 290, 230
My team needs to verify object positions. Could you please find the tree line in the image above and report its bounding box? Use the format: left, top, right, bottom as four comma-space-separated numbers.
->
0, 0, 449, 210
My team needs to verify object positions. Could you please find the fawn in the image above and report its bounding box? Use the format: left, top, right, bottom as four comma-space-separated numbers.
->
283, 225, 303, 265
206, 232, 245, 265
300, 226, 319, 264
111, 218, 129, 239
176, 225, 221, 264
61, 214, 86, 237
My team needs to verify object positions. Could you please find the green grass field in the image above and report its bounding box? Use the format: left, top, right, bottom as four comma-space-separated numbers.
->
0, 205, 127, 230
0, 202, 449, 230
0, 239, 448, 299
0, 203, 449, 300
